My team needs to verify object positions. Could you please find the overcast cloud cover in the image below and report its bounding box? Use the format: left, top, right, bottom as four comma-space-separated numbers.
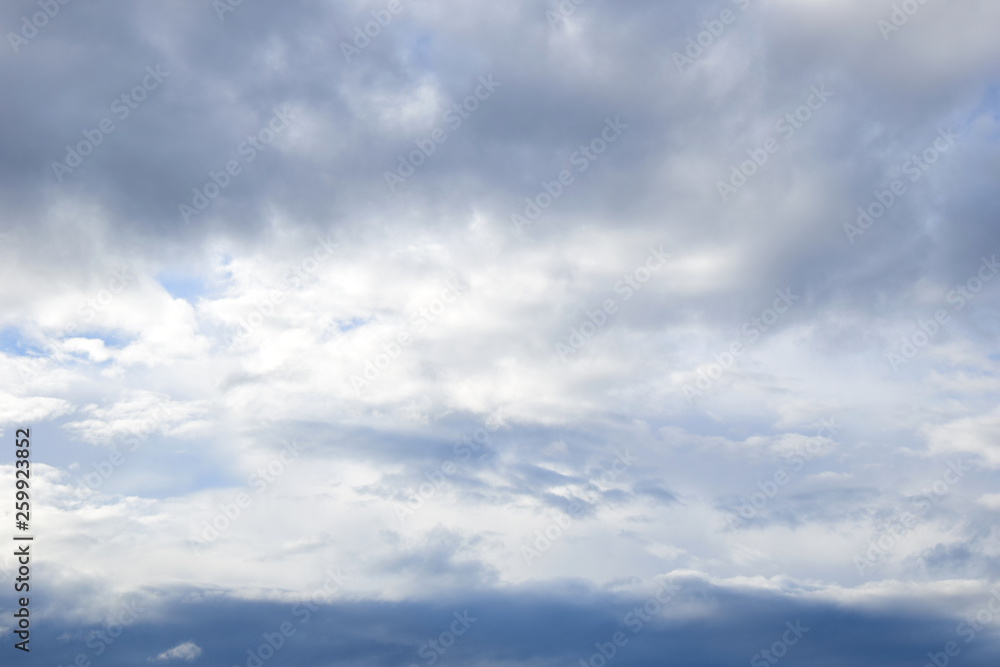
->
1, 0, 1000, 664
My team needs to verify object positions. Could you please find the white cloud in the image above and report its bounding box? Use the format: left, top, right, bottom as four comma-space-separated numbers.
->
149, 641, 203, 662
924, 406, 1000, 467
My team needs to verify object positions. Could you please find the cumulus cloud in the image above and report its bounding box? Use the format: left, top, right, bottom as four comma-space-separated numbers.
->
149, 641, 202, 662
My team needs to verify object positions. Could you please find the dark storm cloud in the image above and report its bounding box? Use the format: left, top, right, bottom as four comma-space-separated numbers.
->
22, 577, 1000, 667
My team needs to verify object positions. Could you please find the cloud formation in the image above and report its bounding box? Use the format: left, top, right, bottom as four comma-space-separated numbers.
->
0, 0, 999, 664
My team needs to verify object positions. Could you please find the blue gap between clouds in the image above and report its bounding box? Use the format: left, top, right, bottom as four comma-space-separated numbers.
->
0, 327, 45, 357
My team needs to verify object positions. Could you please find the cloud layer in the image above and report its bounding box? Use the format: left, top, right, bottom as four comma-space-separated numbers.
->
1, 0, 999, 664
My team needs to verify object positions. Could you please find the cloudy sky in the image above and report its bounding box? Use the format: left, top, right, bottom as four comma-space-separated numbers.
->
1, 0, 1000, 664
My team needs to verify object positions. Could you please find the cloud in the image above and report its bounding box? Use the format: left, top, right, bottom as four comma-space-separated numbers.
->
1, 0, 999, 664
0, 392, 73, 427
21, 579, 1000, 666
925, 406, 1000, 467
149, 641, 203, 662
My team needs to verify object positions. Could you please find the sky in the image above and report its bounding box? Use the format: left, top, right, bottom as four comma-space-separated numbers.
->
1, 0, 1000, 665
